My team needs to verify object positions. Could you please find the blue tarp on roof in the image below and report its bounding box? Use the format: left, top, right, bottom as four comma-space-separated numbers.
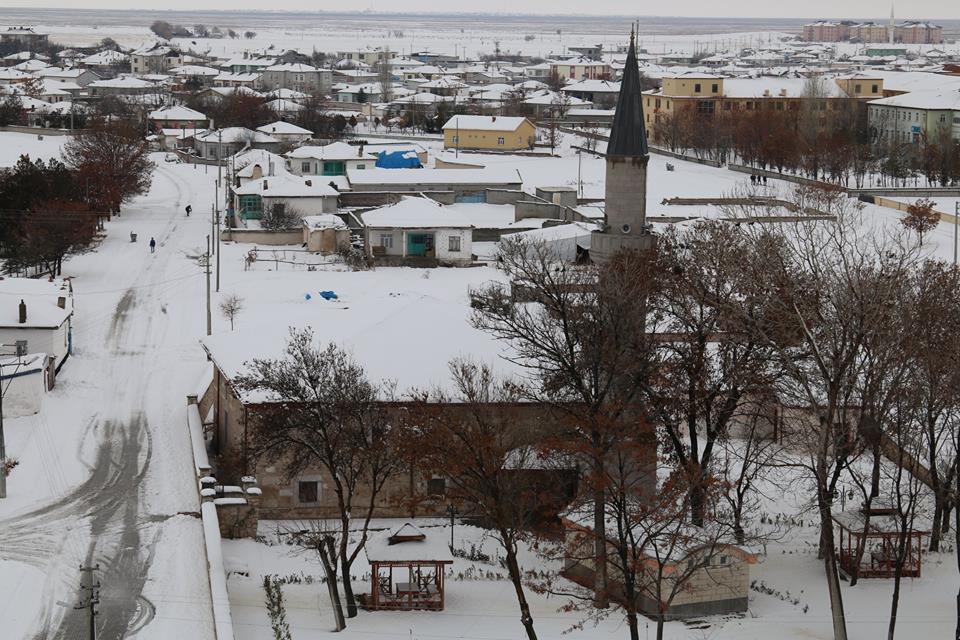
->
375, 150, 423, 169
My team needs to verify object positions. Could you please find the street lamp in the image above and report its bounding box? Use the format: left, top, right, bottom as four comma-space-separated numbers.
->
446, 504, 457, 550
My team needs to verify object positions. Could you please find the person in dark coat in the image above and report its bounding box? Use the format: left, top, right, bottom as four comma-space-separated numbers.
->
149, 237, 156, 253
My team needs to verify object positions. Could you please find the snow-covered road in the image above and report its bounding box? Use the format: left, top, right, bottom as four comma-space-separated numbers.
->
0, 158, 222, 639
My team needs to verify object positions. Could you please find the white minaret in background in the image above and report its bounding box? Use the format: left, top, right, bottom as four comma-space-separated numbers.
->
889, 0, 895, 44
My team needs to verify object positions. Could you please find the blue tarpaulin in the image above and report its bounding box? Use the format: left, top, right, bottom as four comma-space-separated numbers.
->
375, 150, 422, 169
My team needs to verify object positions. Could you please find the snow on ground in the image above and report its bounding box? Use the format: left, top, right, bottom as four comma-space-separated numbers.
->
0, 131, 68, 167
222, 511, 959, 640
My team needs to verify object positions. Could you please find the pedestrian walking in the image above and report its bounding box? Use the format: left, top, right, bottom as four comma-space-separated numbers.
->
185, 204, 192, 217
149, 237, 156, 253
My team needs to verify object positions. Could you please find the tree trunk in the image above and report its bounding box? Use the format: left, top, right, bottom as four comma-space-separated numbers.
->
318, 538, 346, 632
592, 442, 609, 609
656, 613, 666, 640
340, 547, 357, 618
503, 543, 537, 640
626, 610, 640, 640
955, 469, 960, 640
819, 496, 849, 640
689, 481, 706, 528
931, 502, 944, 552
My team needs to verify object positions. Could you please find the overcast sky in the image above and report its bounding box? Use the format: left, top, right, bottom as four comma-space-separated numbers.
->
0, 1, 954, 19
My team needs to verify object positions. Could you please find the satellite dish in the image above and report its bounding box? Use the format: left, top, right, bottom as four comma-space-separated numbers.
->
621, 223, 631, 234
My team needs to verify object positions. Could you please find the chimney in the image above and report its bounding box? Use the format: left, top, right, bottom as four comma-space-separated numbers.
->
262, 179, 268, 190
358, 142, 365, 157
304, 179, 312, 187
492, 115, 497, 122
57, 296, 66, 309
18, 299, 26, 324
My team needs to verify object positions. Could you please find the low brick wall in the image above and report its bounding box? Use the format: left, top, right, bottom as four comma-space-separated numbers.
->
222, 229, 302, 245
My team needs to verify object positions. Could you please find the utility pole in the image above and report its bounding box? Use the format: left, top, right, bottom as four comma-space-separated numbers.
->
76, 564, 100, 640
955, 202, 959, 266
205, 235, 212, 337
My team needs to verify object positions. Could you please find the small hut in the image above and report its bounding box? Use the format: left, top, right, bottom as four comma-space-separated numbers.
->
364, 523, 454, 611
833, 504, 928, 579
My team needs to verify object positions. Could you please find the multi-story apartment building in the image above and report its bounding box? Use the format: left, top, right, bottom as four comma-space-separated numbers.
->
130, 42, 182, 75
868, 90, 960, 145
335, 48, 398, 66
894, 22, 943, 44
802, 21, 851, 42
642, 73, 883, 125
260, 63, 332, 95
849, 22, 889, 43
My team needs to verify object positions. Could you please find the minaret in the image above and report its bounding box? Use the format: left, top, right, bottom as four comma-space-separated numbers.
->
591, 26, 656, 264
889, 1, 895, 44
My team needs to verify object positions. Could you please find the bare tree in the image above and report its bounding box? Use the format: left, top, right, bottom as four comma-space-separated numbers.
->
279, 521, 347, 632
734, 187, 917, 640
411, 360, 543, 640
645, 221, 775, 527
235, 330, 406, 620
469, 239, 658, 609
219, 293, 244, 330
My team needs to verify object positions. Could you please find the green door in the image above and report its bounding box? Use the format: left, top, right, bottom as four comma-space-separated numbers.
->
322, 161, 345, 176
407, 233, 431, 256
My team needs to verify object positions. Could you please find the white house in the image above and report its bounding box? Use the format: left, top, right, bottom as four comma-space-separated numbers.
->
286, 142, 374, 176
0, 353, 55, 417
233, 175, 339, 223
362, 196, 473, 267
256, 120, 313, 144
0, 277, 73, 373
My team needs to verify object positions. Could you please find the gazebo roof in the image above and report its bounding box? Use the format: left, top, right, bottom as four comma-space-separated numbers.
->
365, 523, 455, 564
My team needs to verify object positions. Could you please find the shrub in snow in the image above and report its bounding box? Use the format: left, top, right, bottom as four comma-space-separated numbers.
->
262, 575, 292, 640
2, 457, 18, 477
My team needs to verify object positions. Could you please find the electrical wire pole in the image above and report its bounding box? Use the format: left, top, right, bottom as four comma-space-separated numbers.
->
205, 235, 212, 337
76, 564, 100, 640
0, 341, 23, 499
955, 202, 959, 266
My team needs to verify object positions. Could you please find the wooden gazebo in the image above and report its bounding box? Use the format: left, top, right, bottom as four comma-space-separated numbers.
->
364, 523, 454, 611
834, 505, 928, 579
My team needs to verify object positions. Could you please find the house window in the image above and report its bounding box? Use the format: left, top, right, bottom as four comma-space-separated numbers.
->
356, 163, 366, 170
448, 235, 461, 252
697, 101, 715, 114
301, 161, 311, 173
855, 83, 862, 93
711, 83, 718, 93
694, 83, 701, 93
298, 480, 319, 504
719, 555, 728, 566
497, 137, 505, 145
379, 234, 394, 248
872, 84, 879, 94
452, 135, 458, 144
427, 477, 446, 496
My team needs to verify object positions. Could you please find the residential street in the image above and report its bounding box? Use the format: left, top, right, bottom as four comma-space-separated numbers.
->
0, 159, 219, 639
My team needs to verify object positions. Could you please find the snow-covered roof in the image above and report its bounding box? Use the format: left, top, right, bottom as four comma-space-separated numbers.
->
346, 167, 522, 187
256, 120, 312, 136
362, 196, 472, 229
195, 127, 278, 145
288, 141, 363, 161
442, 115, 529, 132
89, 76, 156, 89
264, 63, 319, 73
149, 104, 207, 121
868, 89, 960, 110
264, 88, 309, 100
302, 214, 347, 230
365, 523, 455, 563
0, 277, 73, 329
443, 203, 516, 229
562, 79, 621, 93
234, 175, 338, 198
81, 50, 128, 65
170, 65, 221, 77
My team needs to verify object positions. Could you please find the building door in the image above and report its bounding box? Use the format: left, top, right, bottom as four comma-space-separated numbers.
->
322, 161, 346, 176
407, 233, 433, 256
